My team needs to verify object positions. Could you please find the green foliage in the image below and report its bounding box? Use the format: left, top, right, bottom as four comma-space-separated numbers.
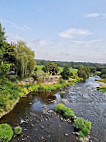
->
14, 126, 22, 135
0, 23, 6, 63
74, 118, 91, 137
54, 104, 67, 113
7, 75, 17, 82
63, 108, 75, 119
42, 62, 59, 75
100, 69, 106, 79
78, 65, 90, 80
54, 104, 75, 120
15, 41, 36, 78
22, 88, 28, 94
74, 118, 85, 129
0, 62, 10, 79
0, 95, 6, 109
95, 79, 106, 83
97, 86, 106, 93
61, 65, 71, 80
0, 123, 13, 142
79, 128, 90, 137
32, 72, 38, 81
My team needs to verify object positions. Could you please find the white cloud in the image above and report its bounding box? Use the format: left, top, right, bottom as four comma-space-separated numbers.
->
85, 12, 106, 18
58, 28, 92, 39
0, 18, 31, 31
32, 39, 47, 46
7, 33, 24, 43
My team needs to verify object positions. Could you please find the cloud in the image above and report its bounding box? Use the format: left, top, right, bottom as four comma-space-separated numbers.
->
0, 18, 31, 31
58, 28, 92, 39
85, 12, 106, 18
7, 33, 24, 43
32, 39, 47, 46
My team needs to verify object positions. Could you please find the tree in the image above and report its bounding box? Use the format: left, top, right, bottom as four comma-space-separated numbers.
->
0, 23, 6, 63
0, 61, 10, 79
42, 62, 59, 75
14, 41, 36, 78
61, 65, 71, 80
100, 69, 106, 78
78, 65, 90, 80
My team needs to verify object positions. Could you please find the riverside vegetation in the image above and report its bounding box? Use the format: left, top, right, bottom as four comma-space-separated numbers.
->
0, 23, 106, 141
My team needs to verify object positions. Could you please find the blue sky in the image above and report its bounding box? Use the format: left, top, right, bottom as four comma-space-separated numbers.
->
0, 0, 106, 63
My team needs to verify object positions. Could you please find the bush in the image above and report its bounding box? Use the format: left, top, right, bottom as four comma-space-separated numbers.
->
54, 104, 67, 113
54, 104, 75, 119
74, 117, 91, 137
74, 118, 85, 130
63, 108, 75, 119
79, 128, 90, 137
0, 123, 13, 142
14, 126, 22, 135
7, 75, 17, 82
22, 88, 28, 94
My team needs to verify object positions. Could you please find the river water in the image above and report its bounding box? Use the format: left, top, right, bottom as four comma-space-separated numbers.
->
0, 76, 106, 142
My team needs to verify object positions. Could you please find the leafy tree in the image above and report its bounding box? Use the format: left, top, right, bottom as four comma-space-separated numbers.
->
0, 23, 6, 63
42, 62, 59, 75
61, 65, 71, 80
14, 41, 36, 78
78, 65, 90, 80
0, 61, 10, 79
90, 67, 96, 74
100, 69, 106, 78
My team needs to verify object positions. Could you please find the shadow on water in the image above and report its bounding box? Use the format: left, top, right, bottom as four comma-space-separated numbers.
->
0, 76, 106, 142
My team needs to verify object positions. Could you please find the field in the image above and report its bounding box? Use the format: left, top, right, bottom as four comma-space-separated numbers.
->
36, 65, 78, 74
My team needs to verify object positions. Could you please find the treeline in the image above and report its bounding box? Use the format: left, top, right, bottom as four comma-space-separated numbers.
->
36, 59, 106, 70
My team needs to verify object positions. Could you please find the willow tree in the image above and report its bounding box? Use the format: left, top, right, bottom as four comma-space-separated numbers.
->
15, 41, 36, 78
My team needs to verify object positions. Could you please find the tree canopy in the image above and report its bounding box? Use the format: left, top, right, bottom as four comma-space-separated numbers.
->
61, 65, 71, 80
42, 62, 59, 75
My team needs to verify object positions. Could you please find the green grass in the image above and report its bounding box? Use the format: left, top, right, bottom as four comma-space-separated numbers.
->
36, 65, 78, 74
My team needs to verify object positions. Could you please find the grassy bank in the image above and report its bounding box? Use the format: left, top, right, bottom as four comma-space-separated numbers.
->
0, 78, 80, 119
97, 86, 106, 93
95, 79, 106, 93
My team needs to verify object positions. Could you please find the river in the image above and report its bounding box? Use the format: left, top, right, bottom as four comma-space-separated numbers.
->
0, 76, 106, 142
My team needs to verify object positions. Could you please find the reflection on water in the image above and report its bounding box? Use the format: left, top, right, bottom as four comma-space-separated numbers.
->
0, 76, 106, 142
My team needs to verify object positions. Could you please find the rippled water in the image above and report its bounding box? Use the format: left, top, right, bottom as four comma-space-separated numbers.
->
0, 76, 106, 142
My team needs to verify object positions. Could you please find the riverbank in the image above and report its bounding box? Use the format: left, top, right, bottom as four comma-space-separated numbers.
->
0, 78, 80, 119
95, 79, 106, 93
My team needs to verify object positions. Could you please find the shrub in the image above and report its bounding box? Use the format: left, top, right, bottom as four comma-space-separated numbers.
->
0, 123, 13, 142
0, 95, 6, 109
54, 104, 67, 113
7, 75, 17, 82
79, 128, 90, 137
74, 117, 91, 137
74, 118, 85, 130
63, 108, 75, 119
22, 88, 28, 94
54, 104, 75, 119
14, 126, 22, 135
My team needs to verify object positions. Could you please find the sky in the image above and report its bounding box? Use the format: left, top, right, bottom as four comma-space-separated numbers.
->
0, 0, 106, 63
